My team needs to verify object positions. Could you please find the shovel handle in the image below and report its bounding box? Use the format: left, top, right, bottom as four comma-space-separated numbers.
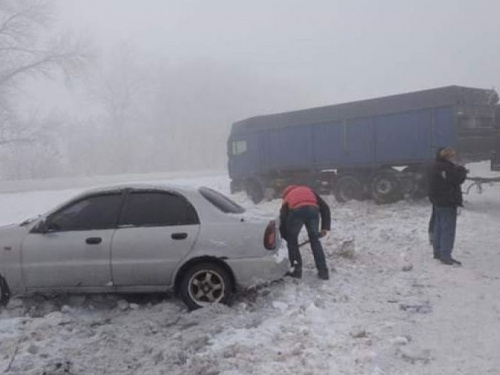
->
298, 239, 310, 248
298, 231, 326, 248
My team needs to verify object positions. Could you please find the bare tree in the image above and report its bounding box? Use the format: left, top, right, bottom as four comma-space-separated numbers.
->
88, 43, 154, 174
0, 0, 88, 147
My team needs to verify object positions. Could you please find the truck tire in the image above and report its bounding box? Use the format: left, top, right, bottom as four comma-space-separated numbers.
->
245, 179, 264, 204
402, 166, 427, 199
334, 176, 364, 202
371, 170, 403, 204
0, 276, 10, 307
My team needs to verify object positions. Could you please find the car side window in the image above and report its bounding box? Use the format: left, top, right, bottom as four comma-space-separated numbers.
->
119, 191, 199, 227
48, 193, 123, 231
199, 187, 245, 214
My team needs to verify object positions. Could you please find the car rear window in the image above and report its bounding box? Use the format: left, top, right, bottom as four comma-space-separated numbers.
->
199, 187, 245, 214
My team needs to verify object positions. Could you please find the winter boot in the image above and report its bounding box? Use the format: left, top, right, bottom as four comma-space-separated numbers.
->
451, 258, 462, 266
285, 268, 302, 279
318, 269, 329, 280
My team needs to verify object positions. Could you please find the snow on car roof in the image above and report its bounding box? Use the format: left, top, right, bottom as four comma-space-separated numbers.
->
77, 182, 202, 195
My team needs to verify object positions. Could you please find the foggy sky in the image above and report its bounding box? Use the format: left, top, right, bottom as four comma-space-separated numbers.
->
5, 0, 500, 179
55, 0, 500, 109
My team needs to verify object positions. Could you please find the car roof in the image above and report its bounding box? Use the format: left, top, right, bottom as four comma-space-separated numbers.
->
80, 182, 200, 195
40, 183, 204, 217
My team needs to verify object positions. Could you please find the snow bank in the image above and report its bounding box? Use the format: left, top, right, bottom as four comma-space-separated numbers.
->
1, 163, 499, 374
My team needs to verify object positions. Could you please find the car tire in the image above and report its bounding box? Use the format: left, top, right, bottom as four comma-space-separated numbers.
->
0, 276, 10, 307
179, 262, 233, 310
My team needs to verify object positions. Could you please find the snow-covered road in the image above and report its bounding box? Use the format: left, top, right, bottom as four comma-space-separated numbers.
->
1, 164, 499, 375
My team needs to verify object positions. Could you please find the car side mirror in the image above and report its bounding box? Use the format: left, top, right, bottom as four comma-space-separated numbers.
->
31, 219, 49, 234
32, 219, 60, 234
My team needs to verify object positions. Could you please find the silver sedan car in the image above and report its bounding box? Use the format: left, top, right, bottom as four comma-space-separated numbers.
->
0, 184, 289, 309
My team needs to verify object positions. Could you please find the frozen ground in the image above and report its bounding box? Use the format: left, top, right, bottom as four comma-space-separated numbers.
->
0, 163, 499, 375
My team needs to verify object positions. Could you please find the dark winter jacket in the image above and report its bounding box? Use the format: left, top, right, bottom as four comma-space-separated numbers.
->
279, 185, 331, 240
427, 152, 467, 207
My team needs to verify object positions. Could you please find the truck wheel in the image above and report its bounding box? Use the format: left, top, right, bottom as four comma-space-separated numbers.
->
334, 176, 363, 202
179, 262, 233, 310
402, 167, 427, 199
0, 276, 10, 307
371, 170, 403, 204
245, 180, 264, 204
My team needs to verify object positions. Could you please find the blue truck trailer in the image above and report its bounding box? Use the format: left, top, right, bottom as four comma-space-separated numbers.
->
227, 85, 500, 203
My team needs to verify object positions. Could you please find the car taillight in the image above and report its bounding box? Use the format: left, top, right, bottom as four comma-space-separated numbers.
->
263, 220, 277, 250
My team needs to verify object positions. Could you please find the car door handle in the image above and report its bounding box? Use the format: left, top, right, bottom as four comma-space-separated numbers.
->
86, 237, 102, 245
171, 232, 188, 240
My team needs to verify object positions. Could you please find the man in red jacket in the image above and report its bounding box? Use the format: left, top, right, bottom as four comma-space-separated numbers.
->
279, 185, 331, 280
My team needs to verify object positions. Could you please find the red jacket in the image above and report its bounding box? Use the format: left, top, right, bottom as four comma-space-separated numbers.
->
279, 185, 331, 239
282, 185, 318, 209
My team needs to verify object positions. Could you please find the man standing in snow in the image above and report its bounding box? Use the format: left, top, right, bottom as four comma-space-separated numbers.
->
279, 185, 331, 280
427, 147, 468, 265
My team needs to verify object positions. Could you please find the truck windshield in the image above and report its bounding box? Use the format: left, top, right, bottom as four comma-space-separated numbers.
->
199, 187, 245, 214
458, 105, 495, 129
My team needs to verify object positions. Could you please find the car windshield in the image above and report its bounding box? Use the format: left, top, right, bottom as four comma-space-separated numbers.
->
199, 187, 245, 214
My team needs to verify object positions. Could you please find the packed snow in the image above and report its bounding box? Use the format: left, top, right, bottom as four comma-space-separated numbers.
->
1, 163, 500, 375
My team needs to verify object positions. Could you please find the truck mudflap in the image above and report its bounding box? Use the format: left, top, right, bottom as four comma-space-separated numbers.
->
491, 152, 500, 171
230, 179, 243, 194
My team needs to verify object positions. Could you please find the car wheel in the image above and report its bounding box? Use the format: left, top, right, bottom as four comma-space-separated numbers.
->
0, 276, 10, 307
179, 262, 233, 310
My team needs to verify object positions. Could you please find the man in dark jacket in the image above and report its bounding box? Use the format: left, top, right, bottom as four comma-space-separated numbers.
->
427, 147, 468, 265
279, 185, 331, 280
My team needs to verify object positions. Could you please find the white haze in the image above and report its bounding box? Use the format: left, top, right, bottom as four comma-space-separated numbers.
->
3, 0, 500, 179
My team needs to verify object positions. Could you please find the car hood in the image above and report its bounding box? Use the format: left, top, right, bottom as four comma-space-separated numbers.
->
0, 223, 31, 246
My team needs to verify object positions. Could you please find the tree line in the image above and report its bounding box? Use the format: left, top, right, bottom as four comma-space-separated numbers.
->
0, 0, 308, 180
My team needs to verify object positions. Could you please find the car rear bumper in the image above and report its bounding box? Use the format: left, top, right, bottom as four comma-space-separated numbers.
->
226, 244, 289, 288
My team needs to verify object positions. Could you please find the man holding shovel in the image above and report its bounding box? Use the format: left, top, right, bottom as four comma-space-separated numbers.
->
279, 185, 331, 280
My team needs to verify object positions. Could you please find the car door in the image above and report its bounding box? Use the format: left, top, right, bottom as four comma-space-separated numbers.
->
111, 189, 200, 287
21, 192, 124, 289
